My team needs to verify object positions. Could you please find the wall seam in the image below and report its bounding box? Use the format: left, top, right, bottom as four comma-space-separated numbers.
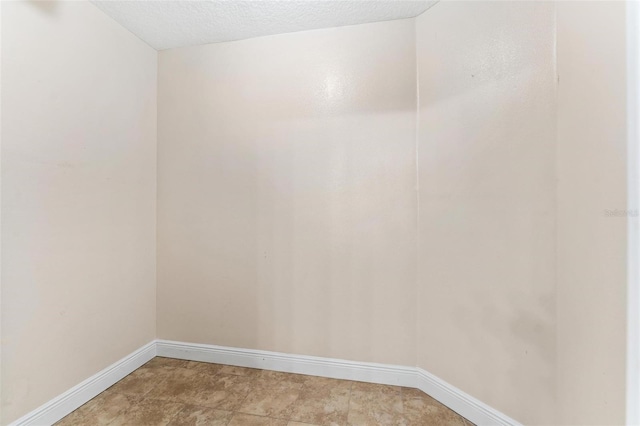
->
154, 51, 159, 342
552, 2, 559, 423
0, 1, 3, 422
414, 16, 421, 369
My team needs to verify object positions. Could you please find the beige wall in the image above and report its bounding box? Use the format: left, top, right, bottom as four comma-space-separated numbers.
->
157, 19, 418, 366
1, 1, 157, 424
556, 2, 627, 424
0, 0, 4, 419
0, 2, 630, 425
415, 2, 557, 424
158, 5, 630, 423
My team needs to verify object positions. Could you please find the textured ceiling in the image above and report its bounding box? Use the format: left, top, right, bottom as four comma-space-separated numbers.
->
90, 1, 437, 50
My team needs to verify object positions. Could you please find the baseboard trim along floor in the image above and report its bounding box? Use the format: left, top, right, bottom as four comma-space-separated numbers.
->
9, 339, 520, 426
156, 340, 519, 426
8, 341, 156, 426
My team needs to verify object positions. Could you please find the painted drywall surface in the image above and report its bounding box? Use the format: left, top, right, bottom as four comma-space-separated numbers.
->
556, 2, 627, 424
0, 1, 3, 418
1, 1, 157, 423
157, 19, 417, 366
416, 2, 557, 424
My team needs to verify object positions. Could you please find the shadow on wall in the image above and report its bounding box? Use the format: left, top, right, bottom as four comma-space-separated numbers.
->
28, 0, 58, 14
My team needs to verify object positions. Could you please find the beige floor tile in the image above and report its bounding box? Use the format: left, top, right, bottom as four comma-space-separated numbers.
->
228, 413, 288, 426
348, 382, 405, 426
57, 361, 473, 426
145, 367, 202, 402
108, 366, 168, 397
183, 361, 225, 377
109, 399, 183, 425
167, 405, 233, 426
55, 389, 138, 426
401, 388, 465, 426
258, 370, 308, 384
54, 410, 88, 426
219, 365, 261, 376
351, 382, 401, 394
185, 373, 255, 410
146, 368, 253, 410
238, 378, 304, 418
283, 377, 351, 426
107, 357, 191, 397
144, 367, 253, 410
145, 357, 190, 370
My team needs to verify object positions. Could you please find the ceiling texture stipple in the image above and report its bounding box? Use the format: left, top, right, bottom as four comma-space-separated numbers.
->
90, 1, 438, 50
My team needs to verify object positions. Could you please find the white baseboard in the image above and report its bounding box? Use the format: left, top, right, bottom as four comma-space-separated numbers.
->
8, 341, 156, 426
414, 368, 519, 426
156, 339, 417, 388
156, 339, 520, 426
9, 339, 519, 426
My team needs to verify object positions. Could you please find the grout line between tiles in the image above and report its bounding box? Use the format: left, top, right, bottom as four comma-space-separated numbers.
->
345, 379, 354, 426
230, 367, 261, 416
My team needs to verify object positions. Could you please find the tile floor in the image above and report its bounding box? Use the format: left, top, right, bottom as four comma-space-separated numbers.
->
56, 357, 473, 426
